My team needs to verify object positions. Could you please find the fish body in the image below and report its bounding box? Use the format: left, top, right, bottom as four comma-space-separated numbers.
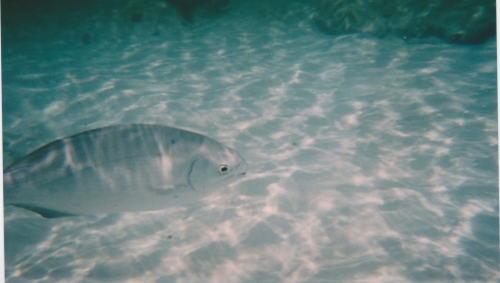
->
3, 124, 247, 217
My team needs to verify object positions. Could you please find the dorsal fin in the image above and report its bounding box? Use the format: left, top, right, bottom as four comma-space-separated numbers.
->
4, 165, 28, 174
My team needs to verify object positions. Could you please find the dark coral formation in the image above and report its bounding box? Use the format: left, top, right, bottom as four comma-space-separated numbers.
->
165, 0, 230, 22
314, 0, 496, 44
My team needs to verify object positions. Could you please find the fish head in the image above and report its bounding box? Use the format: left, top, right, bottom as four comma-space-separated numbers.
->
188, 142, 248, 192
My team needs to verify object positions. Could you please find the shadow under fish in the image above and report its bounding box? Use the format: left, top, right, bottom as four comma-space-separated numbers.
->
3, 124, 248, 218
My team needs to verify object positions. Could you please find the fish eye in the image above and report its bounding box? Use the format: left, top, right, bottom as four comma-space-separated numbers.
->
219, 165, 229, 174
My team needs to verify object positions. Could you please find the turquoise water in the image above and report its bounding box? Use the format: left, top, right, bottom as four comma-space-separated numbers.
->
2, 0, 498, 282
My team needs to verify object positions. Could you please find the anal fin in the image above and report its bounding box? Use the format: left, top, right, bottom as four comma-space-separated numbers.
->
10, 204, 79, 218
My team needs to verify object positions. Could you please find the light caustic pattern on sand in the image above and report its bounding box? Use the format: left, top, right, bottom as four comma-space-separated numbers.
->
3, 2, 498, 282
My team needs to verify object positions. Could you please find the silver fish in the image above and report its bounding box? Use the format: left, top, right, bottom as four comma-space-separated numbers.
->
3, 124, 248, 218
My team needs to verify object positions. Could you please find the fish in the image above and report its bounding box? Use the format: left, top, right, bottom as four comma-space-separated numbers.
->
3, 124, 248, 218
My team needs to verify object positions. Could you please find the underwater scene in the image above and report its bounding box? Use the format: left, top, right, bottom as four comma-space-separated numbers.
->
2, 0, 498, 282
